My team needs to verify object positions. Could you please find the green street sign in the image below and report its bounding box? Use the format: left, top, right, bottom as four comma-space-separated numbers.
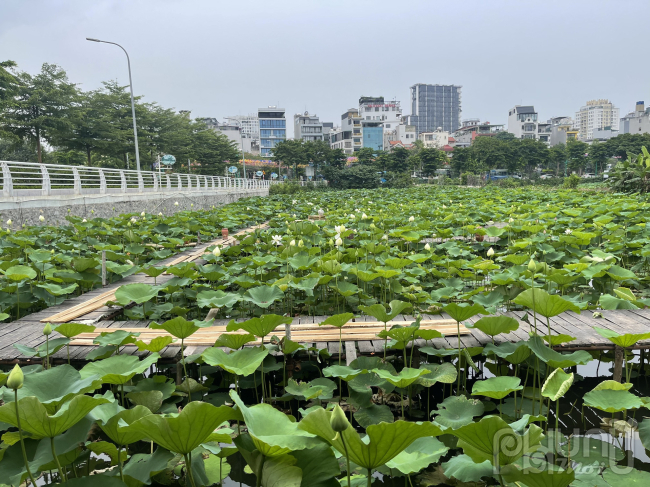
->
161, 154, 176, 165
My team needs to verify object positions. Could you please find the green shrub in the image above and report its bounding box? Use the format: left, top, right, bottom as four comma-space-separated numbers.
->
384, 172, 413, 189
563, 174, 581, 189
607, 147, 650, 193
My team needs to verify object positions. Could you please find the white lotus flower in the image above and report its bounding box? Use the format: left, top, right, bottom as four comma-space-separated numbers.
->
158, 212, 163, 216
509, 218, 514, 223
126, 259, 134, 266
212, 246, 221, 257
318, 209, 324, 216
408, 216, 414, 222
131, 217, 137, 223
349, 214, 355, 220
334, 225, 345, 233
174, 201, 179, 206
565, 228, 572, 235
424, 243, 431, 251
191, 203, 194, 207
335, 237, 343, 246
362, 213, 368, 219
82, 219, 87, 223
298, 240, 304, 247
308, 202, 313, 206
382, 234, 388, 240
140, 211, 145, 216
289, 239, 296, 246
6, 219, 11, 225
272, 235, 282, 246
442, 205, 447, 209
487, 247, 494, 257
39, 215, 45, 222
292, 199, 298, 204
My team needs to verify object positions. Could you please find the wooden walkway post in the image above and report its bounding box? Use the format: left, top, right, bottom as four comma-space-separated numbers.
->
101, 251, 107, 287
613, 345, 624, 382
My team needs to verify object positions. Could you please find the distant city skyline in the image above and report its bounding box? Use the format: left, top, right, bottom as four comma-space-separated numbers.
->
2, 0, 648, 138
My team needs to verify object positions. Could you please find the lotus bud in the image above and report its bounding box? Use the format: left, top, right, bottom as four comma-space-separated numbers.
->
7, 364, 23, 390
174, 201, 179, 206
290, 240, 296, 246
349, 214, 355, 220
409, 216, 414, 222
212, 246, 221, 257
82, 218, 87, 223
43, 323, 52, 336
39, 215, 45, 222
487, 247, 494, 257
424, 243, 431, 251
509, 218, 514, 223
293, 214, 296, 218
328, 239, 334, 246
318, 209, 324, 216
442, 205, 447, 209
335, 238, 343, 246
527, 259, 536, 273
141, 211, 145, 216
362, 213, 368, 219
593, 311, 603, 319
191, 203, 194, 207
158, 212, 163, 216
369, 223, 376, 229
298, 240, 304, 247
6, 219, 11, 225
382, 234, 388, 240
330, 404, 350, 436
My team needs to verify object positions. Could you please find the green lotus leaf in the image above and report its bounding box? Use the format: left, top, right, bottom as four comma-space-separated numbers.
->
592, 380, 633, 391
449, 415, 544, 466
442, 302, 488, 322
501, 465, 574, 487
80, 353, 160, 385
385, 437, 448, 475
416, 329, 444, 341
2, 364, 103, 413
528, 336, 593, 368
130, 401, 237, 454
230, 391, 321, 457
416, 362, 458, 387
53, 322, 95, 338
98, 405, 153, 445
441, 454, 494, 483
602, 467, 650, 487
202, 347, 268, 377
559, 436, 623, 467
27, 249, 53, 263
150, 316, 211, 339
115, 283, 159, 305
513, 288, 580, 318
86, 441, 127, 466
14, 337, 71, 359
319, 312, 354, 328
135, 335, 174, 353
378, 324, 419, 346
542, 334, 576, 346
285, 379, 330, 400
359, 300, 412, 323
372, 367, 430, 389
93, 329, 138, 347
613, 287, 636, 301
331, 281, 359, 297
140, 265, 166, 278
197, 290, 241, 308
244, 285, 285, 308
126, 390, 164, 413
353, 404, 394, 428
472, 376, 523, 400
298, 406, 443, 470
541, 368, 574, 401
289, 443, 341, 487
5, 265, 37, 281
37, 282, 79, 296
0, 394, 109, 439
226, 314, 292, 339
467, 316, 519, 338
213, 333, 256, 349
483, 341, 531, 364
605, 265, 637, 281
433, 395, 484, 429
599, 294, 639, 310
593, 326, 650, 348
583, 389, 643, 413
59, 477, 128, 487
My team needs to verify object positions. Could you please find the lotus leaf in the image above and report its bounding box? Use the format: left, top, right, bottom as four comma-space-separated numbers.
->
513, 288, 580, 318
213, 333, 256, 349
244, 285, 285, 308
433, 395, 485, 429
115, 283, 159, 305
226, 314, 292, 339
472, 376, 523, 400
372, 367, 430, 389
441, 454, 494, 483
583, 389, 643, 413
527, 336, 592, 368
359, 299, 412, 323
98, 406, 153, 445
135, 335, 174, 352
202, 346, 268, 377
416, 362, 458, 387
5, 265, 37, 281
442, 302, 488, 322
384, 436, 448, 475
593, 326, 650, 348
559, 436, 623, 467
80, 353, 160, 385
541, 368, 574, 401
197, 290, 240, 308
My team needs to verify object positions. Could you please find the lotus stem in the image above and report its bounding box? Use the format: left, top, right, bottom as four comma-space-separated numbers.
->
118, 446, 124, 481
456, 320, 461, 396
340, 433, 352, 487
367, 468, 373, 487
555, 399, 560, 435
45, 335, 49, 370
184, 452, 198, 487
181, 338, 191, 402
51, 436, 66, 481
15, 390, 38, 487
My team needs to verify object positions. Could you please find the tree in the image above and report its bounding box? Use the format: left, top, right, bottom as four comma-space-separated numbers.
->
470, 137, 510, 173
387, 146, 410, 173
494, 131, 516, 141
356, 147, 375, 166
604, 133, 650, 160
566, 139, 589, 174
419, 147, 447, 176
5, 63, 78, 163
0, 61, 20, 140
271, 139, 307, 177
588, 140, 609, 175
513, 138, 549, 175
549, 143, 566, 176
326, 148, 347, 170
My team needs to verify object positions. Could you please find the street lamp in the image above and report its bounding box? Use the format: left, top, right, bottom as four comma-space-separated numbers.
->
86, 37, 141, 172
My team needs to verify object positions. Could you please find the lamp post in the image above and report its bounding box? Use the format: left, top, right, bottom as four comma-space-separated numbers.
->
86, 38, 141, 172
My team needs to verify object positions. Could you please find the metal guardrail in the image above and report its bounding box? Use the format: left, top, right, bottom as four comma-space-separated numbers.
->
0, 161, 273, 197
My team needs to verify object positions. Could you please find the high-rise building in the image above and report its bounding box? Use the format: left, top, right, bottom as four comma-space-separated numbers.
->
620, 101, 650, 135
258, 107, 286, 157
294, 112, 324, 142
574, 100, 619, 141
406, 84, 462, 134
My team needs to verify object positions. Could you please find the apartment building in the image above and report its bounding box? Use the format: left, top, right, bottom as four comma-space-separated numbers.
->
620, 101, 650, 135
294, 112, 324, 142
258, 107, 286, 157
406, 84, 462, 134
574, 99, 619, 141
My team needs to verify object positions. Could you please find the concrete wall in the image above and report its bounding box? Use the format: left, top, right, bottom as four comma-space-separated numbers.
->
0, 188, 269, 228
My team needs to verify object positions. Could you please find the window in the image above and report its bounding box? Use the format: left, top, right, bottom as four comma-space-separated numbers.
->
375, 107, 379, 112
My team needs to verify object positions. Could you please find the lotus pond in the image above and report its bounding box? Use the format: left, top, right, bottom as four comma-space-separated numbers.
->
2, 186, 650, 487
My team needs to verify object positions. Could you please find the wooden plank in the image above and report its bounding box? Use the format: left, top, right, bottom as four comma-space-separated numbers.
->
345, 341, 357, 365
40, 289, 117, 323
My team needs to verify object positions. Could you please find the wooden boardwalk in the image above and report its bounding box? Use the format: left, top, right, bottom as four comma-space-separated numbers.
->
3, 308, 650, 366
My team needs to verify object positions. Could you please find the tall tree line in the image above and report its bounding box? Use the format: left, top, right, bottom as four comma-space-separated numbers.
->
0, 61, 238, 175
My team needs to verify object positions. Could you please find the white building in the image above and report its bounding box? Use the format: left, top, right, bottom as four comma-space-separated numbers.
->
507, 105, 550, 143
384, 124, 417, 148
575, 99, 619, 141
450, 120, 504, 148
620, 101, 650, 135
418, 128, 450, 148
358, 96, 402, 131
294, 112, 324, 142
225, 114, 259, 139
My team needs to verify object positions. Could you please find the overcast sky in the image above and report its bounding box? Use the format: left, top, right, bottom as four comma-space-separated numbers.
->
2, 0, 648, 137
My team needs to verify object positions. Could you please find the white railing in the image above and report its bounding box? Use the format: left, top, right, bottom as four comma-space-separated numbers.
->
0, 161, 271, 197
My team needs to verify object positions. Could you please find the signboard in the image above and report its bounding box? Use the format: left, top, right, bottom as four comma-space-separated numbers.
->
271, 172, 278, 179
256, 171, 263, 177
228, 166, 238, 174
161, 154, 176, 166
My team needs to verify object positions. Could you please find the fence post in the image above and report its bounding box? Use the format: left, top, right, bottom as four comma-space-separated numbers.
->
120, 170, 127, 193
40, 164, 51, 196
137, 171, 144, 192
166, 174, 171, 190
153, 172, 158, 192
72, 167, 81, 195
1, 163, 12, 197
102, 251, 107, 287
177, 174, 182, 189
98, 168, 107, 194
